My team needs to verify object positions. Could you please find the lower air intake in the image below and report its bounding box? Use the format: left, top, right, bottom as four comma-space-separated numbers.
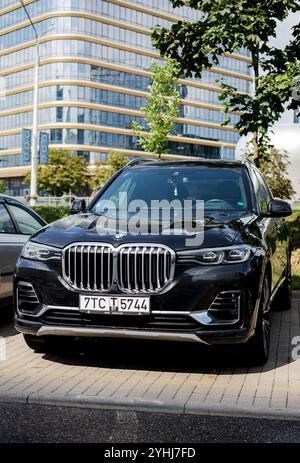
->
17, 281, 40, 314
208, 291, 241, 323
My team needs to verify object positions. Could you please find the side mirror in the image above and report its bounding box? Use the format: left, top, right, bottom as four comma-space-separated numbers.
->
70, 199, 86, 215
265, 199, 292, 218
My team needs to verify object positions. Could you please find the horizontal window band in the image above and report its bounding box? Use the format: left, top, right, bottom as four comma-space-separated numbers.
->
0, 0, 194, 24
0, 79, 224, 99
0, 101, 239, 132
0, 79, 244, 115
0, 148, 21, 156
0, 57, 225, 91
0, 10, 252, 64
0, 166, 31, 177
0, 0, 37, 17
100, 0, 187, 22
0, 11, 154, 38
0, 33, 253, 81
1, 34, 155, 59
0, 122, 237, 149
0, 145, 233, 177
0, 145, 205, 159
0, 57, 250, 100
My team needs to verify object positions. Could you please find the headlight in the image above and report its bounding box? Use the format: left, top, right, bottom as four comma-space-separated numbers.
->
177, 245, 255, 265
22, 241, 62, 261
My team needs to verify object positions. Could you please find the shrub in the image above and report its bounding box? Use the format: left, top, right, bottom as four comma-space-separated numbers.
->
292, 250, 300, 290
0, 181, 6, 194
287, 211, 300, 251
90, 151, 128, 192
286, 212, 300, 290
24, 149, 88, 197
32, 206, 70, 224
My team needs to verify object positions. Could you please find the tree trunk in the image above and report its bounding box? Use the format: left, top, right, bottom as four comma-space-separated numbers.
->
251, 46, 260, 168
252, 132, 259, 168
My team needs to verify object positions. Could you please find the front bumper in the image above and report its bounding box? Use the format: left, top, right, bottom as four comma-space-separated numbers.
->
15, 313, 253, 345
14, 254, 263, 346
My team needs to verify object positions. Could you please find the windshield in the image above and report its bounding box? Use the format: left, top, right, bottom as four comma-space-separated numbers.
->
90, 165, 250, 218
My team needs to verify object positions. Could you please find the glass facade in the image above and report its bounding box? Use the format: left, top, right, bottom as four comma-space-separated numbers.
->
0, 0, 253, 194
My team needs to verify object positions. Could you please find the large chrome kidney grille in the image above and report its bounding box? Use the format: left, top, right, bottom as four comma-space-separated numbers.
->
62, 243, 175, 293
63, 244, 114, 291
118, 245, 175, 293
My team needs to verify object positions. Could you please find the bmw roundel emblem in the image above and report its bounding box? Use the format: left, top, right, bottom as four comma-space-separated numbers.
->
114, 233, 126, 240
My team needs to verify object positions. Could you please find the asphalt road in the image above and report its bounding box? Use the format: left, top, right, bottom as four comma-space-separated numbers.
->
0, 403, 300, 443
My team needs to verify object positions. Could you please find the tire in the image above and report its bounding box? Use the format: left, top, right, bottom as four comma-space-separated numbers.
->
272, 258, 292, 312
23, 334, 73, 354
245, 277, 272, 365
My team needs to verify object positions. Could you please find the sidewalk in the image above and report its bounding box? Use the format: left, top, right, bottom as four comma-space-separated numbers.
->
0, 297, 300, 421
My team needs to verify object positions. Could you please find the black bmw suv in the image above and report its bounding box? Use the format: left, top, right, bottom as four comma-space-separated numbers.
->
14, 159, 292, 364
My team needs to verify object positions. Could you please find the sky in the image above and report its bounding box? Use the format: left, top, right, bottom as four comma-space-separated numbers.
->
272, 11, 300, 49
236, 11, 300, 196
272, 11, 300, 125
271, 12, 300, 196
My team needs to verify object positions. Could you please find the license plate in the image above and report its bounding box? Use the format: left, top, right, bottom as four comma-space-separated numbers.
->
79, 295, 150, 314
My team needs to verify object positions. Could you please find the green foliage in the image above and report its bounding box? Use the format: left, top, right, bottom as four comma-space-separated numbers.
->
0, 181, 6, 194
152, 0, 300, 165
245, 144, 295, 200
24, 149, 88, 197
287, 212, 300, 251
132, 59, 180, 157
220, 47, 300, 153
292, 251, 300, 289
90, 151, 128, 192
32, 205, 70, 223
262, 23, 300, 117
292, 267, 300, 289
287, 212, 300, 288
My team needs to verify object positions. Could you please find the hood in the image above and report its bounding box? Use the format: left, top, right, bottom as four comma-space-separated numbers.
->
31, 212, 257, 252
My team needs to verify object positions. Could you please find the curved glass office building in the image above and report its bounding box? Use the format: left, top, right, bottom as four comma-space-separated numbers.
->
0, 0, 252, 195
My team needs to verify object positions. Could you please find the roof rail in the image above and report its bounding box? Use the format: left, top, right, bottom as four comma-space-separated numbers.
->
125, 157, 158, 168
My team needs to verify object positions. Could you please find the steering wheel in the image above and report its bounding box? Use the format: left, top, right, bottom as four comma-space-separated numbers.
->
205, 199, 234, 209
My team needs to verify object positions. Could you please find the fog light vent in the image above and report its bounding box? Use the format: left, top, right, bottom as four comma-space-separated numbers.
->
17, 282, 40, 314
208, 291, 241, 323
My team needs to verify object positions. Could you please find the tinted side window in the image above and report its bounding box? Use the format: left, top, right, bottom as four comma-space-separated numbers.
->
8, 204, 42, 235
252, 170, 272, 214
0, 204, 16, 234
255, 170, 272, 198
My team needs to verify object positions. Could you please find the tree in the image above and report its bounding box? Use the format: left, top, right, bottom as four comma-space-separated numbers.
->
245, 145, 295, 199
0, 181, 6, 194
220, 22, 300, 160
24, 149, 88, 197
152, 0, 300, 166
90, 151, 128, 192
132, 59, 180, 157
258, 24, 300, 121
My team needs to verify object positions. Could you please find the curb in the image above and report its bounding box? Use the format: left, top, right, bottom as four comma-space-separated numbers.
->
1, 296, 300, 422
1, 392, 300, 422
184, 402, 300, 422
27, 393, 185, 414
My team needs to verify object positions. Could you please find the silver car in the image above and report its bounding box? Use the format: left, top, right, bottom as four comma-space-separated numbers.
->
0, 195, 46, 311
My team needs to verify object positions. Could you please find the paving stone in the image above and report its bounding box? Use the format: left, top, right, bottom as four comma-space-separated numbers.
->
1, 298, 300, 418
